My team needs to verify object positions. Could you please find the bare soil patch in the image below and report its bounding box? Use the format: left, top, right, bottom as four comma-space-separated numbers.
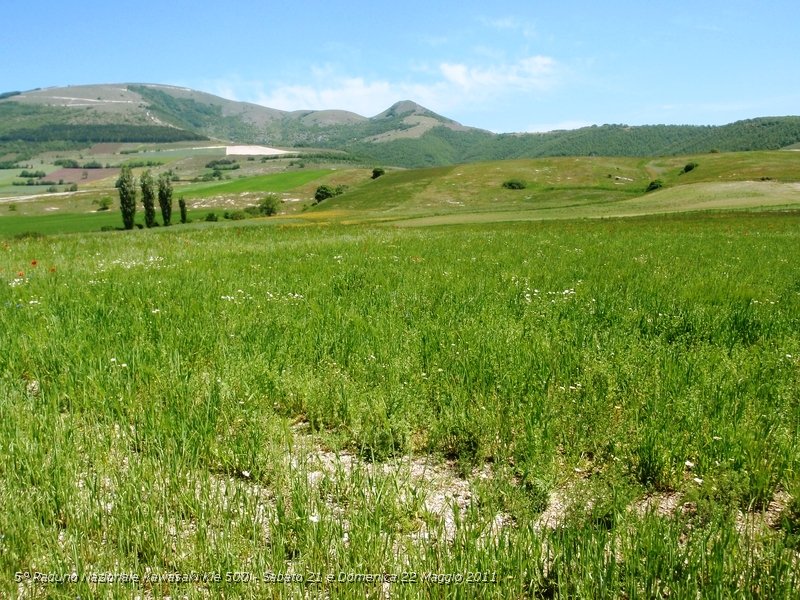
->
89, 143, 122, 154
47, 168, 119, 184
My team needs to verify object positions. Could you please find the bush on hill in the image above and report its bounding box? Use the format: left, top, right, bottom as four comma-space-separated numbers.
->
502, 179, 527, 190
646, 179, 664, 192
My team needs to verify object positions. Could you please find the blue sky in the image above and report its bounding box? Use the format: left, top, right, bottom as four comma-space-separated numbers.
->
2, 0, 798, 132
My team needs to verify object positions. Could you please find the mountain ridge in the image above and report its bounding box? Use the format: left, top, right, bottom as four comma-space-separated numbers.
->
2, 83, 800, 167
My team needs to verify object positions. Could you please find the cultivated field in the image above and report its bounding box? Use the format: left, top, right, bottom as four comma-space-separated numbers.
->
2, 208, 800, 597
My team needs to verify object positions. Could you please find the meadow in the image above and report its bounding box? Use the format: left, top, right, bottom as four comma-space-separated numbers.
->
2, 208, 800, 597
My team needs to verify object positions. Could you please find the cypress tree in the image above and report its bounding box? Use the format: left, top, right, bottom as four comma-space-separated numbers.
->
179, 197, 188, 224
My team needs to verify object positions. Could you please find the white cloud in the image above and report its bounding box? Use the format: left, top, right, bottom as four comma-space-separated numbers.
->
440, 55, 557, 92
481, 16, 537, 38
204, 55, 561, 120
257, 78, 397, 116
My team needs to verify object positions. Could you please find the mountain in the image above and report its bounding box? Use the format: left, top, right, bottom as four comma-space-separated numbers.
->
2, 83, 800, 168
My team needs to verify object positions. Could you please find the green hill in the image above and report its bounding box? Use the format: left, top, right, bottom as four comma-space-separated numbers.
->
310, 151, 800, 224
2, 84, 800, 168
2, 150, 799, 237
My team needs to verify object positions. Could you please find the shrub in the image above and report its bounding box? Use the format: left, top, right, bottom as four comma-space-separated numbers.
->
502, 179, 527, 190
204, 212, 218, 222
205, 158, 239, 170
645, 179, 664, 192
371, 167, 385, 179
314, 185, 348, 204
680, 162, 698, 174
314, 185, 335, 203
257, 193, 281, 216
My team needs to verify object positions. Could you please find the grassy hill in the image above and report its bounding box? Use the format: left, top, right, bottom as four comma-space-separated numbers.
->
2, 150, 798, 237
3, 84, 800, 168
310, 151, 800, 224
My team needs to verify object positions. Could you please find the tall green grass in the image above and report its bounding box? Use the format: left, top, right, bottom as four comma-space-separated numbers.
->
177, 169, 333, 198
1, 212, 799, 597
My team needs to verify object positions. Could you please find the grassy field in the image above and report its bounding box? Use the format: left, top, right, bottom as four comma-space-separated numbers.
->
176, 169, 337, 198
313, 151, 800, 223
3, 150, 799, 237
2, 208, 800, 597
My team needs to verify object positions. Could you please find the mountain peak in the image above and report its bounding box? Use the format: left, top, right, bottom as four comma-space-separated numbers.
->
373, 100, 439, 120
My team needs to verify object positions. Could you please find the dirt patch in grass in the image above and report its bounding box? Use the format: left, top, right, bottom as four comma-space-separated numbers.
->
89, 143, 123, 154
47, 168, 119, 184
292, 432, 506, 543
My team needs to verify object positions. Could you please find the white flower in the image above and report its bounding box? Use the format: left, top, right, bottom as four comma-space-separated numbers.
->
685, 460, 695, 469
309, 514, 320, 523
693, 477, 704, 485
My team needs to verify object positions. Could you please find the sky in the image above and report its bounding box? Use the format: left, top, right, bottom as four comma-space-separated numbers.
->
2, 0, 798, 133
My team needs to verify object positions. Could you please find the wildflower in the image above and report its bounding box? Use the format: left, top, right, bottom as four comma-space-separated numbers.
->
49, 267, 56, 273
685, 460, 695, 469
693, 477, 703, 485
241, 470, 251, 479
31, 260, 38, 267
26, 380, 40, 397
17, 271, 24, 277
309, 514, 320, 523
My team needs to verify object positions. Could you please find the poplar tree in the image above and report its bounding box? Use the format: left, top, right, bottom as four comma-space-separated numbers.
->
116, 165, 136, 230
140, 170, 157, 228
157, 172, 173, 226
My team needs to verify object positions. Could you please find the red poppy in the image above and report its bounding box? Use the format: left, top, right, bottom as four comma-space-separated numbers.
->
17, 271, 24, 277
31, 259, 38, 266
49, 266, 56, 273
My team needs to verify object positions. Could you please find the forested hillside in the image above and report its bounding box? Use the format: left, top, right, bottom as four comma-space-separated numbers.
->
2, 83, 800, 167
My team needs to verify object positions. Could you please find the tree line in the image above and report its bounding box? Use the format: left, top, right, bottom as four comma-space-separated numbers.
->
116, 166, 186, 229
0, 124, 206, 144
